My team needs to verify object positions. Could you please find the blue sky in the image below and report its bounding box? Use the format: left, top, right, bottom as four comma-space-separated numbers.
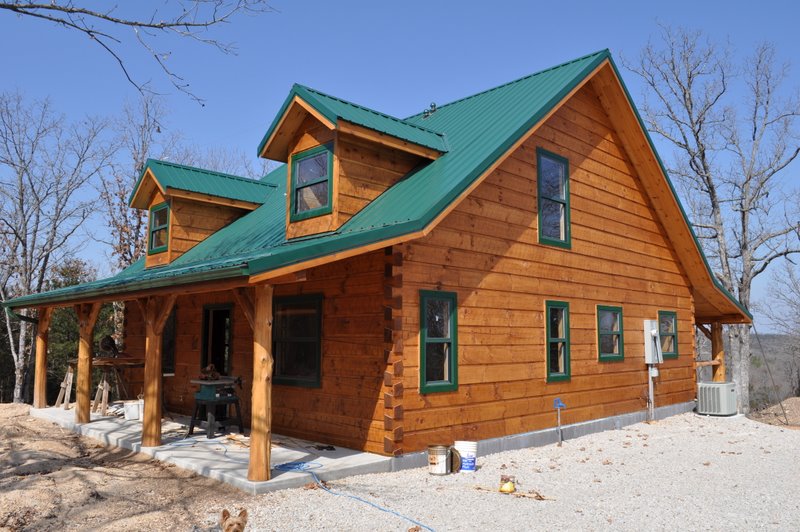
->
2, 0, 799, 329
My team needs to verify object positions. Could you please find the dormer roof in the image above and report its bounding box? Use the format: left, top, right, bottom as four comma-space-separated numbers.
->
128, 159, 275, 210
257, 84, 448, 161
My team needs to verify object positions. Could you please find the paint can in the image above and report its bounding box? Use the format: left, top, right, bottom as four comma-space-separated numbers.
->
427, 445, 450, 475
454, 441, 477, 472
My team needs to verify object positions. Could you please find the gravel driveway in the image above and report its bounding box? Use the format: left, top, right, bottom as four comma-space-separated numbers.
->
243, 413, 800, 531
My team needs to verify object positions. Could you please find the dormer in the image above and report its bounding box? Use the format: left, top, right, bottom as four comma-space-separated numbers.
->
129, 159, 275, 268
257, 84, 448, 239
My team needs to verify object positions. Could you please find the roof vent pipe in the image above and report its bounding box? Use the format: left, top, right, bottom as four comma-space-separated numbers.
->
422, 102, 437, 118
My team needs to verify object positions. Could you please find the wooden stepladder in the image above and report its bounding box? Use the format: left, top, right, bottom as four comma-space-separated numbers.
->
55, 365, 74, 409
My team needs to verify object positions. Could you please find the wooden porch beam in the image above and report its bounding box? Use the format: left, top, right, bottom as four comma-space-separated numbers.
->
137, 294, 177, 447
711, 322, 725, 382
696, 323, 712, 340
75, 302, 101, 424
32, 307, 53, 409
233, 287, 255, 331
248, 283, 273, 481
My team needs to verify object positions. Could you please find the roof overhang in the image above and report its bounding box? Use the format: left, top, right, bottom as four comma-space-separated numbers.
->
129, 167, 164, 209
587, 59, 751, 324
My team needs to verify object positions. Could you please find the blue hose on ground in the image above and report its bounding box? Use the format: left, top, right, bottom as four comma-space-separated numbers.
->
274, 461, 436, 532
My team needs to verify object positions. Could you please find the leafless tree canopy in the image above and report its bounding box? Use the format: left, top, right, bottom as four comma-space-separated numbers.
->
0, 1, 274, 103
0, 91, 111, 402
626, 25, 800, 412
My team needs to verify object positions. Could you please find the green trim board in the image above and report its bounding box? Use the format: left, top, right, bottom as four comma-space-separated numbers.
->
290, 144, 334, 221
597, 305, 624, 361
536, 148, 571, 249
419, 290, 458, 394
658, 310, 679, 359
148, 202, 169, 255
272, 294, 323, 388
546, 300, 571, 382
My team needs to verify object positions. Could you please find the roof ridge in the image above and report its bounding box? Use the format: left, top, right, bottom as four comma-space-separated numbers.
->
405, 49, 610, 120
297, 84, 447, 138
147, 158, 275, 187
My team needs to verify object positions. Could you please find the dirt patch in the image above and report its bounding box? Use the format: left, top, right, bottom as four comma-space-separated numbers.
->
749, 396, 800, 429
0, 403, 252, 531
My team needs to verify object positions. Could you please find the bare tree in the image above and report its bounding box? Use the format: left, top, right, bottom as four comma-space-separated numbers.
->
0, 1, 274, 104
627, 27, 800, 413
0, 92, 111, 403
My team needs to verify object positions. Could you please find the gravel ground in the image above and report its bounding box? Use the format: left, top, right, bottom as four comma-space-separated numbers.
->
3, 404, 799, 531
244, 413, 800, 531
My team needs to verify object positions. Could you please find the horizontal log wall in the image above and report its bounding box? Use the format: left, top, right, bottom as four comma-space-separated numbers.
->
123, 250, 389, 454
169, 198, 244, 261
401, 83, 696, 451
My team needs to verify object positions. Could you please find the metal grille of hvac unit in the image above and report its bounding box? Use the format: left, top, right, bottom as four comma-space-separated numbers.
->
697, 381, 737, 416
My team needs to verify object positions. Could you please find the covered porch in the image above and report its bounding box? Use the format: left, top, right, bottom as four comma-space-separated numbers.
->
28, 404, 394, 493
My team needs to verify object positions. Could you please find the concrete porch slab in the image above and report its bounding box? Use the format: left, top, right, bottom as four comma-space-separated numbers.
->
29, 407, 393, 494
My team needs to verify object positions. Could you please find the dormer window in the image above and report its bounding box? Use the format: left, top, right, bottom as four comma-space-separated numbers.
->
148, 203, 170, 254
290, 144, 333, 221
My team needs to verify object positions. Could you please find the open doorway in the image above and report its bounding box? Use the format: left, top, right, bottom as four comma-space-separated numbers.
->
201, 304, 232, 375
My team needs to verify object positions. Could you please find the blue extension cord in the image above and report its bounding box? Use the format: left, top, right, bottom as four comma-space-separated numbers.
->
274, 461, 436, 532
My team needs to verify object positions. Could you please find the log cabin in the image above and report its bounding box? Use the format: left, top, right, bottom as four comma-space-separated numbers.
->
5, 49, 751, 481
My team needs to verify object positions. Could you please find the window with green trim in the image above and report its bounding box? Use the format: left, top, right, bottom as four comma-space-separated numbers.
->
597, 305, 624, 361
148, 203, 169, 254
273, 294, 322, 387
290, 144, 333, 221
658, 311, 678, 359
420, 290, 458, 393
546, 300, 570, 381
537, 148, 570, 248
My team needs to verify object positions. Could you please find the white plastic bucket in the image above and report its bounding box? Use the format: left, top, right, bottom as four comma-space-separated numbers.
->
427, 445, 449, 475
123, 400, 140, 420
454, 441, 477, 472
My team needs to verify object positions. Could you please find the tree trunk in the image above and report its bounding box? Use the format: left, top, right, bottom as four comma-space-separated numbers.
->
728, 324, 751, 413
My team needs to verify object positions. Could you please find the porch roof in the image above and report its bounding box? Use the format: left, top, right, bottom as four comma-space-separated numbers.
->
4, 49, 751, 324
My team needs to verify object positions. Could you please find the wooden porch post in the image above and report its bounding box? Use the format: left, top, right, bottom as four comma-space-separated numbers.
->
33, 307, 53, 409
137, 295, 177, 447
248, 284, 273, 481
75, 303, 101, 424
711, 321, 725, 382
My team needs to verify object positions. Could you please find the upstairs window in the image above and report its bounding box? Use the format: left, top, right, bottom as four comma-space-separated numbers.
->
597, 305, 624, 361
290, 144, 333, 221
273, 294, 323, 387
546, 300, 571, 381
420, 290, 458, 393
537, 148, 571, 248
148, 203, 169, 254
658, 311, 678, 359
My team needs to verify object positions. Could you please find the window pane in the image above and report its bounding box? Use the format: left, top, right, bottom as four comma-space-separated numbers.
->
296, 181, 329, 212
151, 228, 167, 249
661, 335, 675, 353
660, 315, 676, 335
549, 342, 565, 374
426, 299, 450, 338
425, 342, 449, 382
600, 334, 619, 355
549, 307, 564, 339
599, 310, 619, 333
275, 305, 318, 339
152, 208, 168, 228
275, 340, 318, 380
296, 152, 328, 185
540, 199, 564, 240
540, 156, 565, 200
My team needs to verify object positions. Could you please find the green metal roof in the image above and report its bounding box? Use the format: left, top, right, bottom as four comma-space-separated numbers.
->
256, 83, 449, 156
128, 159, 275, 207
3, 49, 749, 320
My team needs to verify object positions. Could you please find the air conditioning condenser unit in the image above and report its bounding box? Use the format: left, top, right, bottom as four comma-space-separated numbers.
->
697, 381, 737, 416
